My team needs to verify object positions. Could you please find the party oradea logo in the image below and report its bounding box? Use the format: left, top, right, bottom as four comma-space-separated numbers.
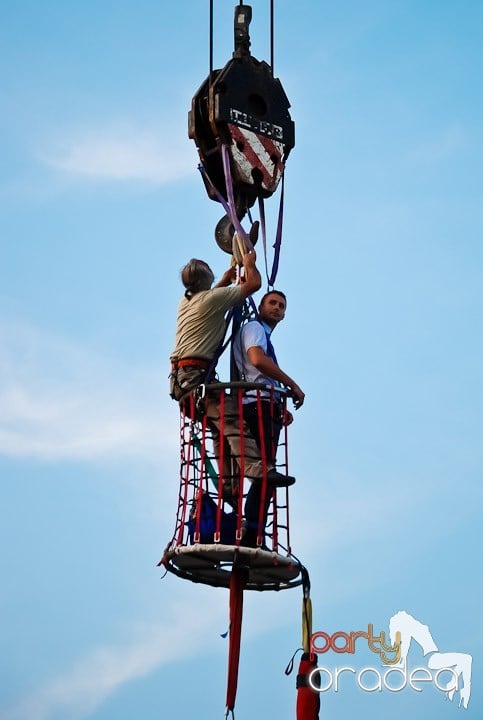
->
308, 610, 472, 710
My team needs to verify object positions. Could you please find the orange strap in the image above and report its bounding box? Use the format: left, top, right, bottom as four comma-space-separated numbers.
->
171, 357, 210, 370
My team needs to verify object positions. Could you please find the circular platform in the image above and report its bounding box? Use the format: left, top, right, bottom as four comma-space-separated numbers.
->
161, 543, 303, 590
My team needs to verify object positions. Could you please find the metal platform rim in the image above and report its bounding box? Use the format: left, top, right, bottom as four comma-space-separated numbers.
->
160, 543, 303, 591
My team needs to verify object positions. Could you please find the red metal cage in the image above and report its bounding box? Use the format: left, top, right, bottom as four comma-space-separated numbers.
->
160, 382, 302, 590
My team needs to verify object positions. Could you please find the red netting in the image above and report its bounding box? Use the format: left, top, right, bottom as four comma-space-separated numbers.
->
160, 382, 302, 590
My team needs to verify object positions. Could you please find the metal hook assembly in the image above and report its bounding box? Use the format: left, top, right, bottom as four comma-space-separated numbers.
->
188, 3, 295, 251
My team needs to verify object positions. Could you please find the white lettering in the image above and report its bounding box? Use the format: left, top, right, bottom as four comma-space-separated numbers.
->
308, 667, 333, 692
307, 664, 461, 696
333, 666, 356, 691
358, 668, 382, 692
229, 108, 283, 139
409, 667, 432, 691
434, 667, 459, 693
383, 665, 407, 692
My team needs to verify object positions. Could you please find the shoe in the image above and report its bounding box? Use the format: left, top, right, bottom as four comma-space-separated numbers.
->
240, 532, 258, 548
267, 469, 296, 487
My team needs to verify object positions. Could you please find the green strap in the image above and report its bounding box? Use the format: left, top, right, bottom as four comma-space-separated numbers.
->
191, 434, 219, 489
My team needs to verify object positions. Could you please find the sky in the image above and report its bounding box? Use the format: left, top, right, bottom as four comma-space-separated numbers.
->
1, 0, 482, 718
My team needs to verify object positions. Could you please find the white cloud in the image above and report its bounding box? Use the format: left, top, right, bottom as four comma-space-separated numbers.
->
0, 320, 176, 462
43, 124, 195, 183
0, 591, 227, 720
0, 579, 301, 720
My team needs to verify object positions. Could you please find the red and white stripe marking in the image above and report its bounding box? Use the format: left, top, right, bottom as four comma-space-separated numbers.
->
228, 123, 285, 193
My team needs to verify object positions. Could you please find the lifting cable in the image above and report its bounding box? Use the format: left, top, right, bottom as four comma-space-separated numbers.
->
209, 0, 276, 75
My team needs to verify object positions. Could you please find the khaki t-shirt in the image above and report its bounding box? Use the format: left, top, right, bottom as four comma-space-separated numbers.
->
170, 285, 243, 361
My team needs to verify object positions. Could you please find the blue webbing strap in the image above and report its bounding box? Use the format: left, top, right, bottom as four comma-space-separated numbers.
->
205, 308, 235, 382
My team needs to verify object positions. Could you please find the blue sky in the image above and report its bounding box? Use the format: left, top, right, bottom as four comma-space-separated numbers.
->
1, 1, 482, 718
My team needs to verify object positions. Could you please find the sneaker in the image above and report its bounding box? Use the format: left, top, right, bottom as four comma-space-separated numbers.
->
266, 469, 296, 487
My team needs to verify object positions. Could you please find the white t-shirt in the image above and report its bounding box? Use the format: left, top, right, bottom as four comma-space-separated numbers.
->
233, 320, 282, 401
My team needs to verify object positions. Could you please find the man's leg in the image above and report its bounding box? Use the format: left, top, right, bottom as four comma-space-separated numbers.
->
205, 394, 266, 480
243, 400, 282, 466
242, 400, 283, 546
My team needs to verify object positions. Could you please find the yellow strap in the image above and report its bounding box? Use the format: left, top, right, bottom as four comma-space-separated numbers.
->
302, 596, 313, 653
232, 231, 246, 265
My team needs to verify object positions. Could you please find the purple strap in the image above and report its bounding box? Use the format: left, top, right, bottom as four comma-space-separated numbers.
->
258, 196, 270, 285
221, 145, 254, 252
199, 151, 283, 287
198, 164, 231, 215
268, 171, 285, 287
247, 294, 259, 320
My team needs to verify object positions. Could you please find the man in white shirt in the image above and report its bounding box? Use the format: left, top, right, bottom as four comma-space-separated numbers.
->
233, 290, 305, 545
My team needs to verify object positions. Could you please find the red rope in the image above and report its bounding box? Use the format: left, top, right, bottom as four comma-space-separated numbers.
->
177, 403, 191, 545
194, 412, 208, 543
237, 386, 246, 480
225, 565, 247, 713
256, 390, 268, 546
215, 389, 226, 543
236, 388, 245, 542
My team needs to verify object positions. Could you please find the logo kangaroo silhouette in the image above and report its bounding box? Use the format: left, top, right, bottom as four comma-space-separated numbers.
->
388, 610, 472, 709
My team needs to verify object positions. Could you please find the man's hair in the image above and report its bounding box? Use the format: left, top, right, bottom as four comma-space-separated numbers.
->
181, 259, 214, 298
258, 289, 287, 308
